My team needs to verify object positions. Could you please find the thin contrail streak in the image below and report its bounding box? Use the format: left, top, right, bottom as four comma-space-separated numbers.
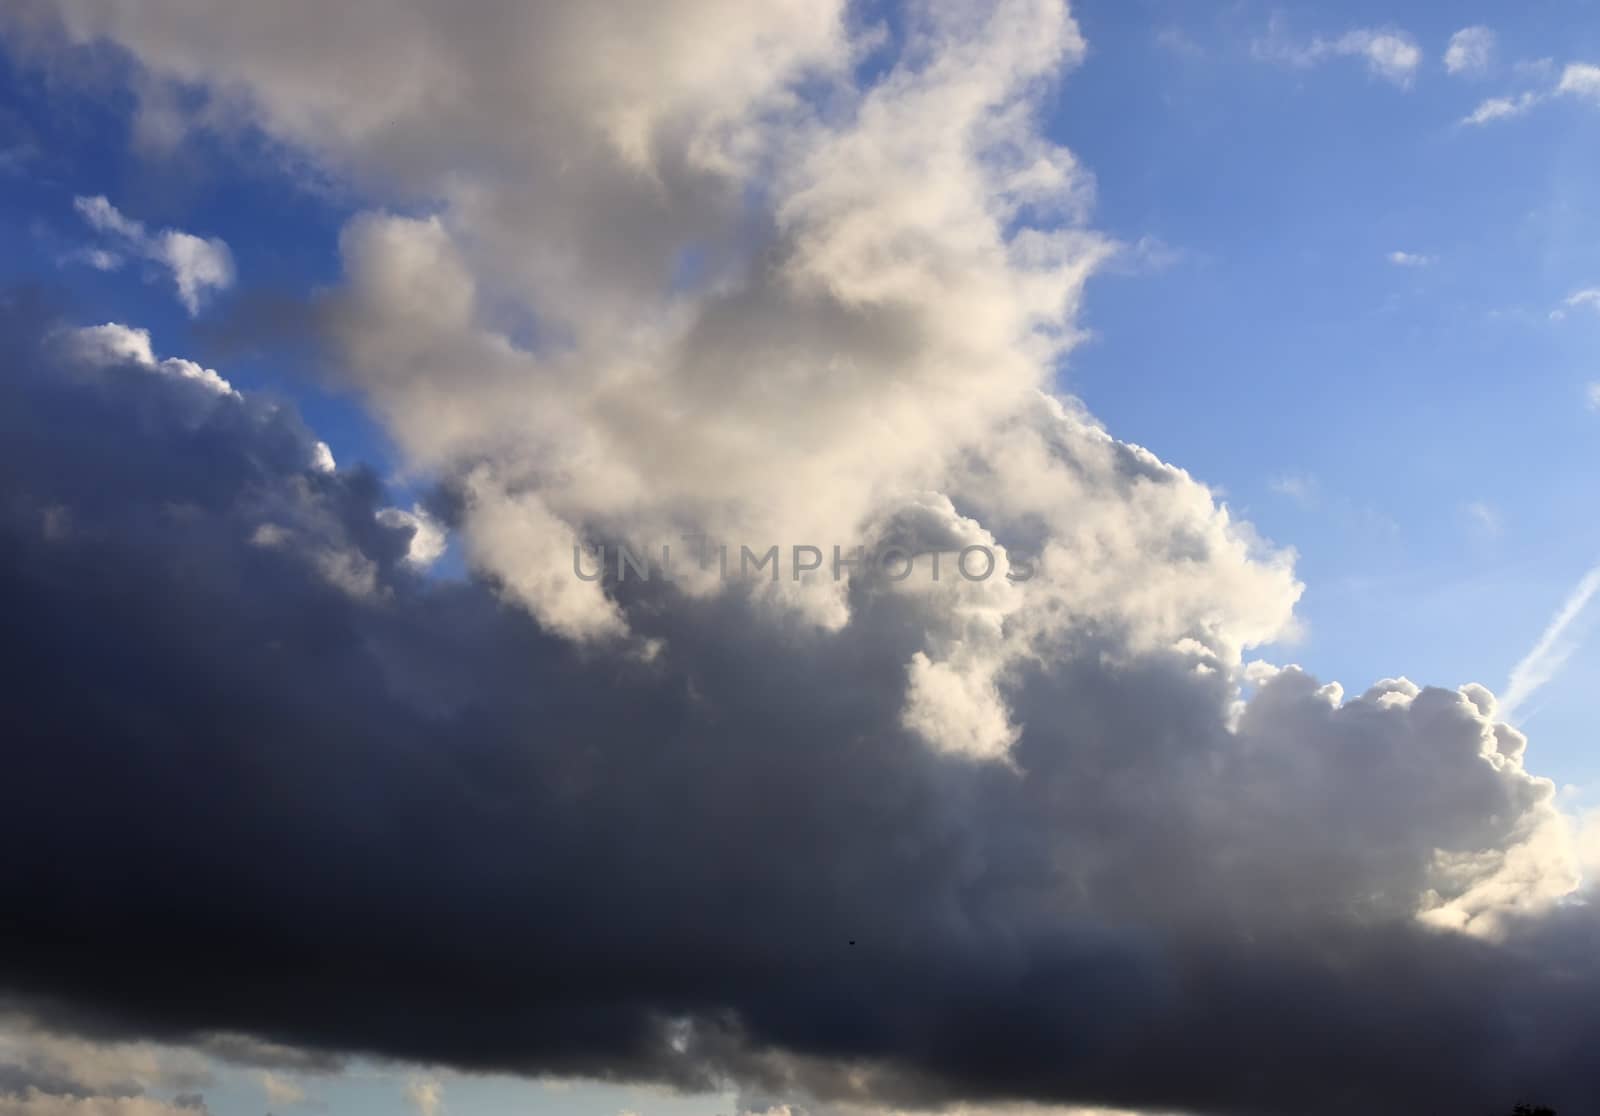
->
1500, 562, 1600, 721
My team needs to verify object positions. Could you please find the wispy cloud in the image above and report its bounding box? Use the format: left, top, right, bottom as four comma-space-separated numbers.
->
1461, 60, 1600, 127
1500, 563, 1600, 721
1255, 21, 1422, 88
1107, 234, 1183, 276
1551, 288, 1600, 321
1388, 250, 1433, 267
1154, 26, 1203, 59
72, 195, 234, 316
1587, 382, 1600, 411
1336, 30, 1423, 86
1445, 26, 1495, 76
1269, 473, 1318, 504
1464, 501, 1501, 537
1462, 90, 1542, 125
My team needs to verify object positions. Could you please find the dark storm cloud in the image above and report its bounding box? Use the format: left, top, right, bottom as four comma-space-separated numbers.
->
0, 293, 1597, 1116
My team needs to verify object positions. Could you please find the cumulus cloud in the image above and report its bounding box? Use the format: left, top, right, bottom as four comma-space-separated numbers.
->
71, 196, 233, 315
0, 2, 1598, 1115
1557, 61, 1600, 100
153, 231, 233, 317
0, 260, 1594, 1116
63, 322, 236, 397
1444, 26, 1495, 76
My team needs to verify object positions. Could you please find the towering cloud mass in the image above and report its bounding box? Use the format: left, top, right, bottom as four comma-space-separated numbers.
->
1, 3, 1598, 1115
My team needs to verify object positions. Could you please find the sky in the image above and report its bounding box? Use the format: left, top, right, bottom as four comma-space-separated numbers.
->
2, 2, 1600, 1116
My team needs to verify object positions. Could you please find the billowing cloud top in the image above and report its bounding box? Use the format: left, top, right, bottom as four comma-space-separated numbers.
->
0, 3, 1598, 1116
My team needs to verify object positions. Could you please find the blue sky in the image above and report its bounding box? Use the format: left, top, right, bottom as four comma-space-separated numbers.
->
4, 2, 1600, 1114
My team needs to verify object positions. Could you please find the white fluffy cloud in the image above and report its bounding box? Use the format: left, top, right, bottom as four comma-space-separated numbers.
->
1462, 90, 1542, 125
154, 230, 233, 317
1557, 61, 1600, 99
1444, 26, 1495, 76
72, 196, 233, 315
1339, 30, 1424, 86
63, 322, 235, 398
117, 0, 1285, 749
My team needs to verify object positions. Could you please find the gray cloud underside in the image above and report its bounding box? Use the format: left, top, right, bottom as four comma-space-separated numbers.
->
0, 296, 1596, 1115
